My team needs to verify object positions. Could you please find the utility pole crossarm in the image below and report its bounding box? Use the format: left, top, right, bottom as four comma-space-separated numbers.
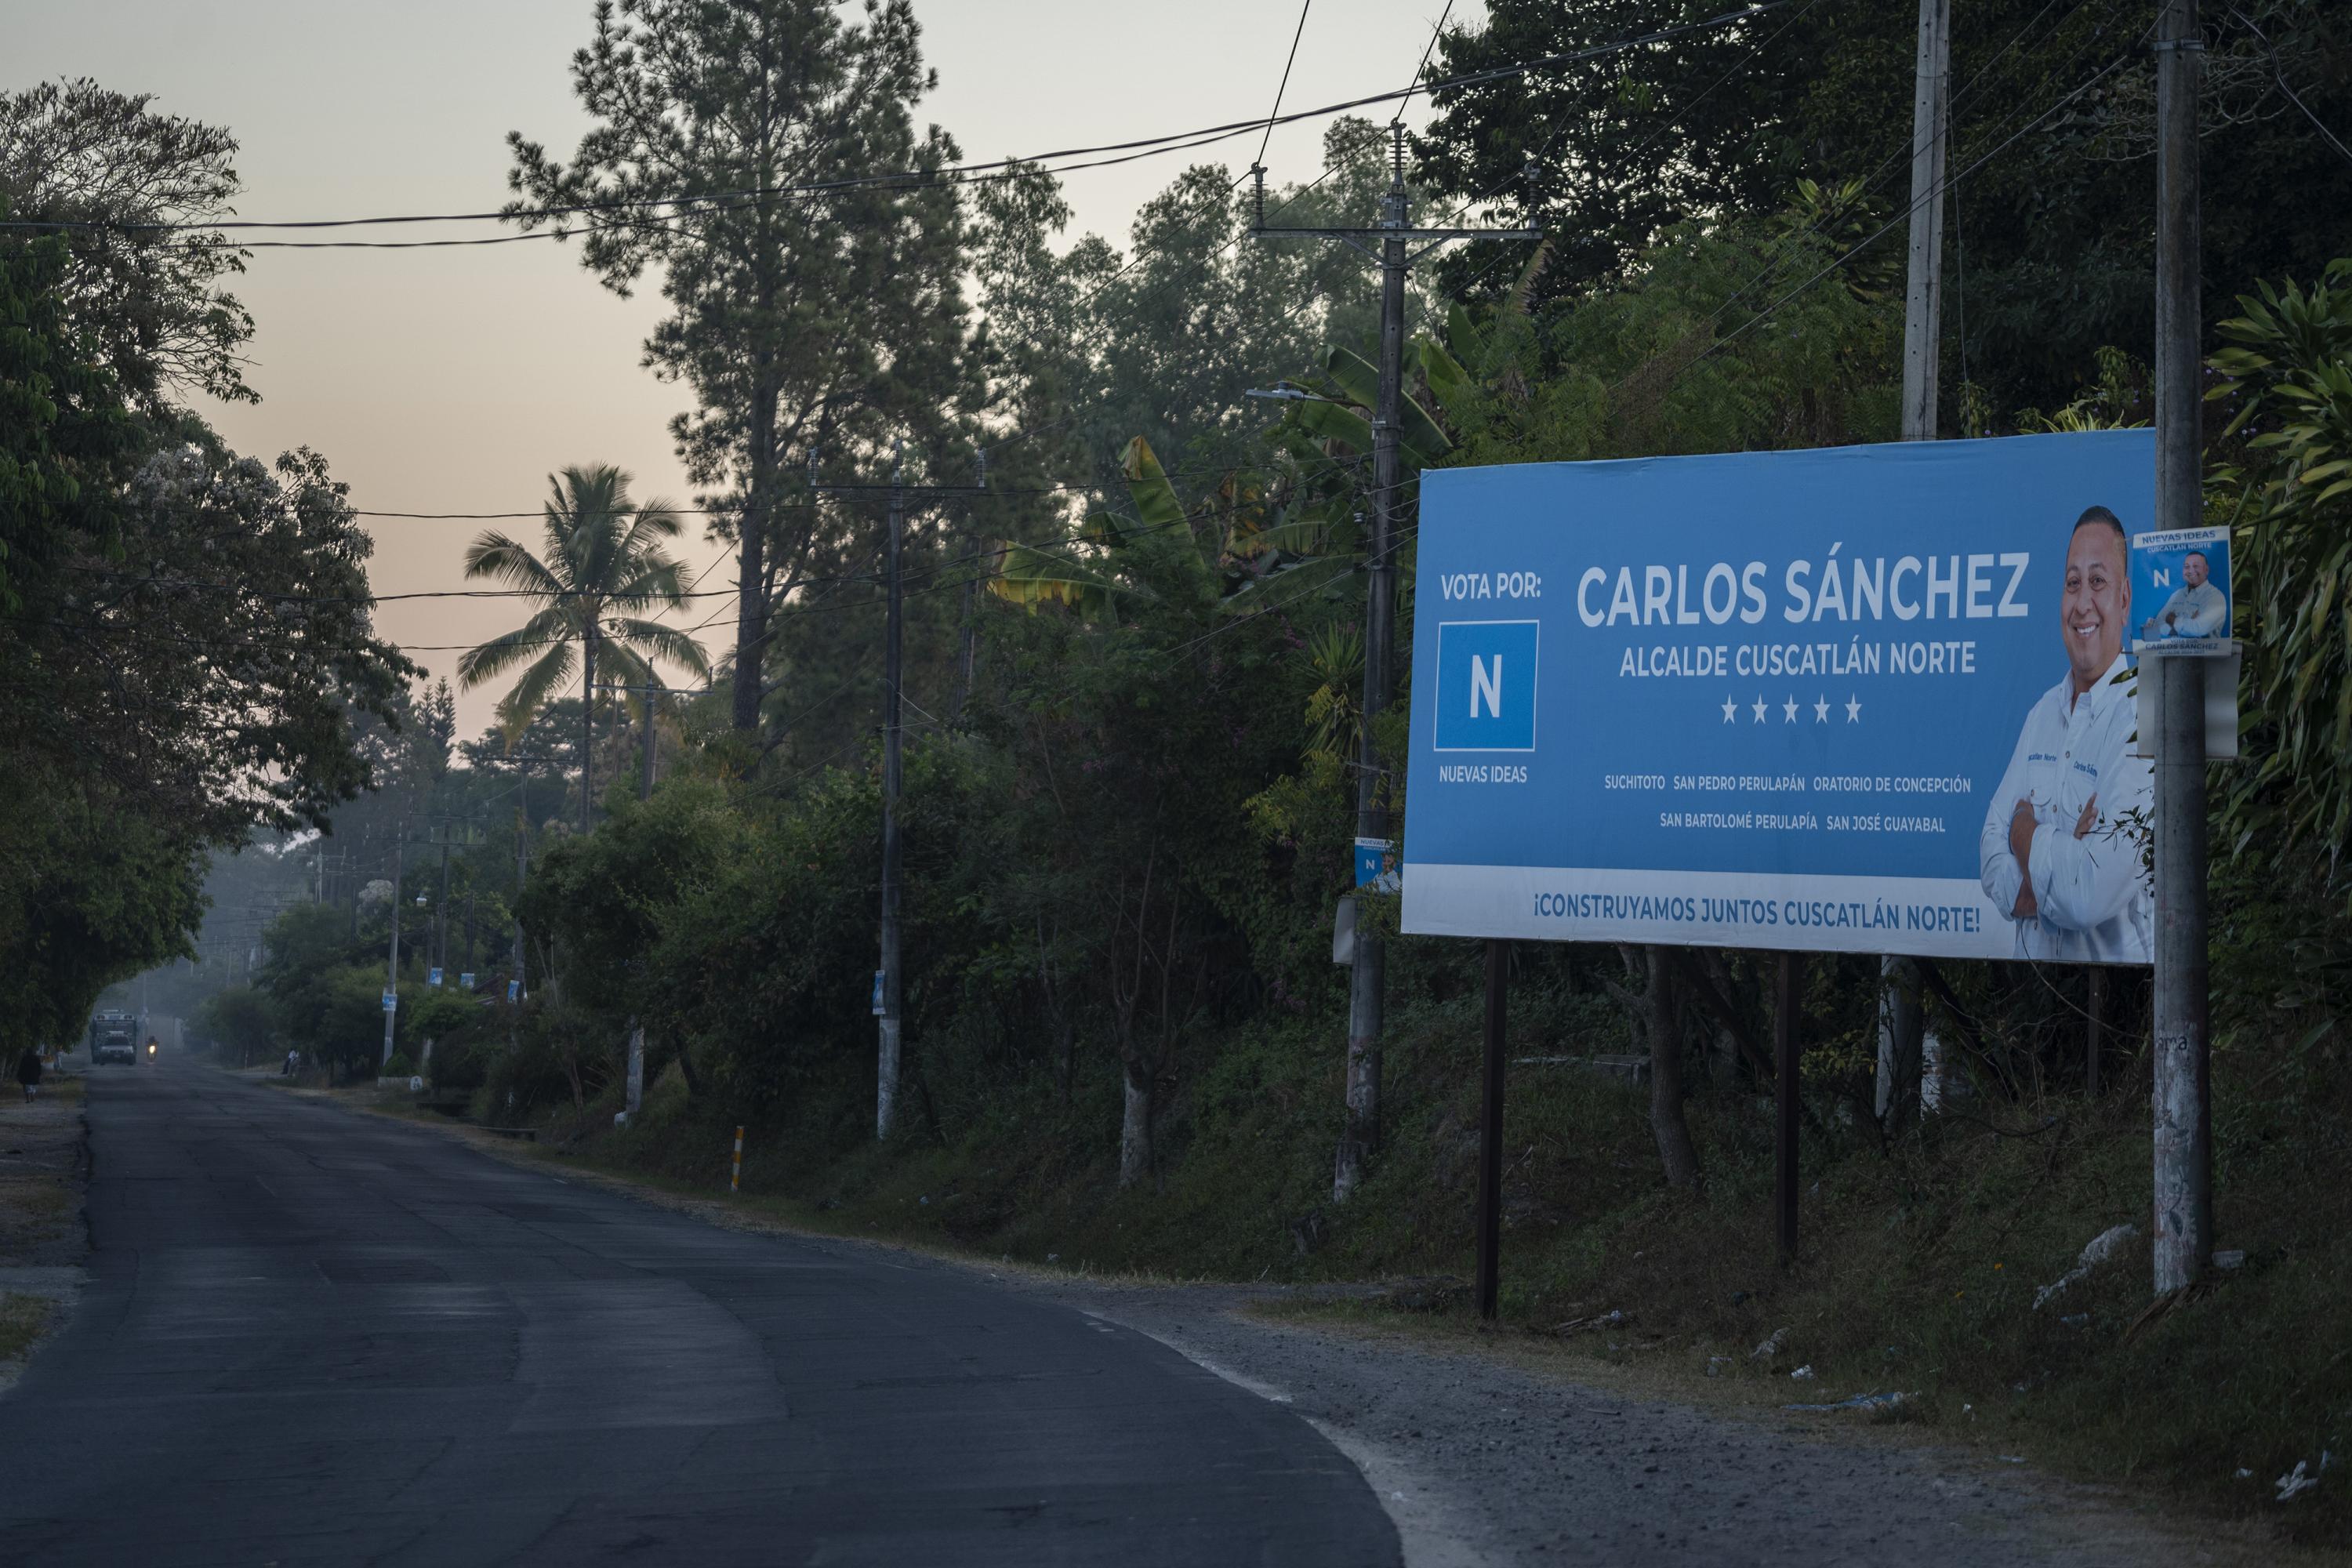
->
1250, 226, 1541, 241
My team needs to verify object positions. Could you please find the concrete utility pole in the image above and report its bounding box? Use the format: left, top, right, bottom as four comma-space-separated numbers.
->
880, 445, 906, 1142
642, 679, 659, 800
1879, 0, 1949, 1129
1899, 0, 1951, 440
382, 831, 404, 1071
2151, 0, 2212, 1296
1251, 127, 1537, 1203
812, 443, 988, 1139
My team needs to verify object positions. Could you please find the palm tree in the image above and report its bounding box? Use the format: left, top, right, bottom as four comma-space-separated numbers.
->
457, 465, 710, 829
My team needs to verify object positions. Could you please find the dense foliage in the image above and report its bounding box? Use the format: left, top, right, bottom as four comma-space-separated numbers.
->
0, 84, 412, 1056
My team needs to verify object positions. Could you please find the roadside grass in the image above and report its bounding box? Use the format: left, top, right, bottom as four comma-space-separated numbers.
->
354, 985, 2349, 1549
0, 1292, 54, 1364
0, 1178, 71, 1228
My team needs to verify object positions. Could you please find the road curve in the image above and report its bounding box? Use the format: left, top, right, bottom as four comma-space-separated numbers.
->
0, 1060, 1398, 1566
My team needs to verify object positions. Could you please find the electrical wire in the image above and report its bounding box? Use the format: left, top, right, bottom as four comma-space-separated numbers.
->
0, 3, 1798, 246
1258, 1, 1316, 170
1675, 34, 2150, 379
1394, 0, 1458, 127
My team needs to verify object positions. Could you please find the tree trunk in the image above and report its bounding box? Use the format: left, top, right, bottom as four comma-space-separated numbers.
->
731, 379, 779, 732
1118, 1061, 1152, 1189
1645, 946, 1703, 1189
579, 619, 597, 832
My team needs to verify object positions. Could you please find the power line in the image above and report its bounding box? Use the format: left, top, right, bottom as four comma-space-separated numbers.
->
0, 5, 1798, 246
1679, 31, 2151, 380
1394, 0, 1458, 126
1258, 2, 1316, 169
2234, 4, 2352, 169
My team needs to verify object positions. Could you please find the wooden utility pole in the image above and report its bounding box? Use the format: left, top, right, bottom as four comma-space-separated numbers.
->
812, 443, 987, 1139
580, 612, 599, 833
1251, 129, 1537, 1204
2151, 0, 2212, 1296
1879, 0, 1949, 1131
642, 679, 659, 800
1776, 952, 1803, 1264
1475, 940, 1508, 1319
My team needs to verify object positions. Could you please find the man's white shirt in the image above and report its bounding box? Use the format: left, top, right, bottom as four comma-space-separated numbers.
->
2154, 579, 2227, 637
1977, 653, 2152, 963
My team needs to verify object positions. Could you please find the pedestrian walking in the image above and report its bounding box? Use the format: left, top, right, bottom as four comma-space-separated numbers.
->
16, 1044, 43, 1102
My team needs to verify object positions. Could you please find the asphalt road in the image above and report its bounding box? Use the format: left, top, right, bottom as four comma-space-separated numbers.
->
0, 1060, 1397, 1566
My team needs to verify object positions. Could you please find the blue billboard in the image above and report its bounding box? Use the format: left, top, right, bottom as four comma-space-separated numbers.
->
1399, 432, 2158, 963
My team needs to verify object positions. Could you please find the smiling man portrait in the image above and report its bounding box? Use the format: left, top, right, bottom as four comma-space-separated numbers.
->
1976, 505, 2154, 962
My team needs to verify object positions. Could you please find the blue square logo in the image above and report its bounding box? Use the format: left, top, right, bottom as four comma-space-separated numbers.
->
1433, 620, 1539, 751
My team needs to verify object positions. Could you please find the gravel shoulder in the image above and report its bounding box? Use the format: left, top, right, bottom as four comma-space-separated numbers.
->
332, 1083, 2303, 1567
1044, 1283, 2293, 1567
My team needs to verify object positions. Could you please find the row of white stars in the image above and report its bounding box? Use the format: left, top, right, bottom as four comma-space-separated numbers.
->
1722, 694, 1864, 723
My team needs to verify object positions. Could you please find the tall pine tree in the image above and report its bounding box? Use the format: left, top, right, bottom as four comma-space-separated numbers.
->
507, 0, 974, 734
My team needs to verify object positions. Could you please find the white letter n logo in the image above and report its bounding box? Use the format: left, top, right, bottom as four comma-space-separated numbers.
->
1469, 655, 1504, 719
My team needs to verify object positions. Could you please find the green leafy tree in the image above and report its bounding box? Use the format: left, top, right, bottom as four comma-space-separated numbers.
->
0, 222, 407, 1060
990, 437, 1299, 1185
506, 0, 971, 735
0, 79, 256, 411
194, 983, 275, 1066
456, 464, 709, 829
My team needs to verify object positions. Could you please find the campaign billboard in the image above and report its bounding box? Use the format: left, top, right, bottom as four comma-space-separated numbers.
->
1399, 432, 2158, 963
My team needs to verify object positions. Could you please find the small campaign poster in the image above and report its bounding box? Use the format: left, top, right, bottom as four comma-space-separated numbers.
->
1402, 431, 2158, 964
459, 972, 476, 989
382, 989, 398, 1013
1354, 837, 1400, 891
2130, 524, 2231, 655
427, 967, 444, 988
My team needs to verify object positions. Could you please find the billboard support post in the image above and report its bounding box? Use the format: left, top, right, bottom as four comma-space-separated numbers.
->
1475, 939, 1508, 1320
2150, 0, 2212, 1297
2085, 967, 2104, 1099
1774, 953, 1802, 1265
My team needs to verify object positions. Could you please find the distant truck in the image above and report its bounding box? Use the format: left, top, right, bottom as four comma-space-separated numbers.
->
88, 1011, 140, 1066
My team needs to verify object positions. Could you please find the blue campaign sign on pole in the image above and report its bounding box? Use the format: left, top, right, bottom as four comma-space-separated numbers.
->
427, 967, 444, 989
2130, 524, 2231, 655
1400, 432, 2159, 963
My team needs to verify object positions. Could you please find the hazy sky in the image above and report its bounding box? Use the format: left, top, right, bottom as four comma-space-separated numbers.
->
7, 0, 1482, 738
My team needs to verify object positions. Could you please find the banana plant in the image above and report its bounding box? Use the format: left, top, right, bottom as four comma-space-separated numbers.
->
2206, 259, 2352, 869
989, 436, 1241, 622
1223, 316, 1479, 612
